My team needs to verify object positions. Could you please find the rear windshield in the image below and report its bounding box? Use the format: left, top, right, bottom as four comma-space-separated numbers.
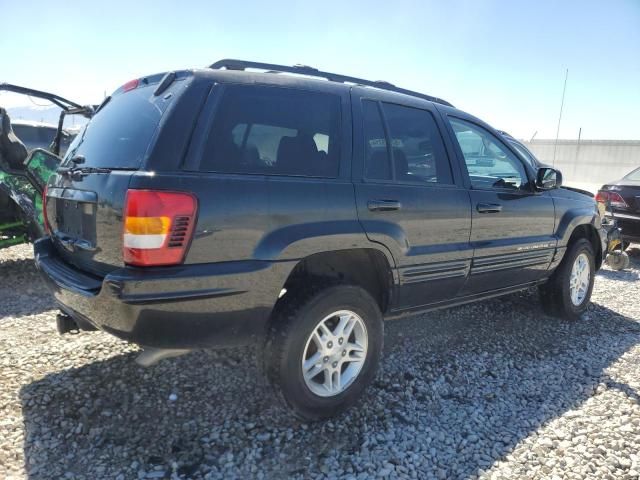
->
624, 167, 640, 181
63, 83, 172, 169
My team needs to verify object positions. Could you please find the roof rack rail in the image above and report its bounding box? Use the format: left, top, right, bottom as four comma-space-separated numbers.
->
209, 59, 453, 107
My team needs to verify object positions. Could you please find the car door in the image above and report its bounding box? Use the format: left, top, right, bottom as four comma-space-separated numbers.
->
443, 114, 556, 294
351, 90, 472, 310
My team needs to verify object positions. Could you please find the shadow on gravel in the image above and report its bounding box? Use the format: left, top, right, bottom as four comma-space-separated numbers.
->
19, 291, 640, 479
601, 375, 640, 406
596, 268, 640, 282
0, 257, 36, 272
0, 258, 53, 318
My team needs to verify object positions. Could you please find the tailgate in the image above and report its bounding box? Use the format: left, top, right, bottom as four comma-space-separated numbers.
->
46, 171, 135, 276
44, 75, 188, 276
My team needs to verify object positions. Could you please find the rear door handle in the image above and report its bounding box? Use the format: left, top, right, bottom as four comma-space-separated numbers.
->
367, 199, 401, 212
476, 202, 503, 213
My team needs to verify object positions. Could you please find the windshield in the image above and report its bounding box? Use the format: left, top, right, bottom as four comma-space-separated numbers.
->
507, 139, 538, 168
624, 166, 640, 181
63, 83, 173, 169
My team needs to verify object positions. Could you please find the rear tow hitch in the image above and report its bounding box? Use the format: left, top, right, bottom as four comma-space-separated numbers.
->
56, 312, 80, 335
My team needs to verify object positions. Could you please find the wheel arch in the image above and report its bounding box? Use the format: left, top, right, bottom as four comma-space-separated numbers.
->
566, 223, 603, 270
275, 248, 396, 315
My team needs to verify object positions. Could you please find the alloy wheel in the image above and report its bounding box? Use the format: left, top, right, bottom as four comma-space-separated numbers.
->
301, 310, 368, 397
569, 252, 591, 306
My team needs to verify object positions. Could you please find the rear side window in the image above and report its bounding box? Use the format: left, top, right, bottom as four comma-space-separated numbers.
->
382, 103, 452, 184
63, 84, 171, 169
362, 100, 391, 180
362, 100, 453, 184
200, 85, 341, 177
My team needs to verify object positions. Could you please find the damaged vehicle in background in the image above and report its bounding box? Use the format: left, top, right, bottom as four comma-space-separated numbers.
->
0, 83, 93, 250
11, 119, 77, 157
597, 166, 640, 251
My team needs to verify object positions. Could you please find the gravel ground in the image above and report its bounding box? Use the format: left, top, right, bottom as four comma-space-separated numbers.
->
1, 244, 640, 480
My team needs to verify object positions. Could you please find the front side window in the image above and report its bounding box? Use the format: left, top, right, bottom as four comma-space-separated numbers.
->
450, 118, 527, 190
507, 139, 538, 168
201, 85, 341, 177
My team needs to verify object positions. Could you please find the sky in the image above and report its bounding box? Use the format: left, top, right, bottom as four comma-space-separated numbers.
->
1, 0, 639, 140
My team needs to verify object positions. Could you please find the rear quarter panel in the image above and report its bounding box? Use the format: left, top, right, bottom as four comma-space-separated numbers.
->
160, 78, 395, 273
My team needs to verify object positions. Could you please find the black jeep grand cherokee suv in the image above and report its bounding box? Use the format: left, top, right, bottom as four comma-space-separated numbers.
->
35, 60, 607, 420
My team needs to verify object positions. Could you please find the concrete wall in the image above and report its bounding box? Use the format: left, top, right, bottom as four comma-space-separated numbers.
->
523, 139, 640, 190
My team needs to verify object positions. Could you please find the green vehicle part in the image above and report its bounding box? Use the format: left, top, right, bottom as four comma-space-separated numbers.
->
0, 84, 93, 250
0, 149, 60, 248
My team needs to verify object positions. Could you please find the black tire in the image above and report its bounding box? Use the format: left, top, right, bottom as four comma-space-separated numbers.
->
539, 238, 595, 320
264, 285, 383, 421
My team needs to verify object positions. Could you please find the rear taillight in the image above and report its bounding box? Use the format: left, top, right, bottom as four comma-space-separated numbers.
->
595, 190, 628, 208
123, 190, 197, 267
42, 185, 50, 235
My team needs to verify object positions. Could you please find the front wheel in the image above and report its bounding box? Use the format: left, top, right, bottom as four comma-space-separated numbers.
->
264, 285, 383, 421
539, 238, 596, 320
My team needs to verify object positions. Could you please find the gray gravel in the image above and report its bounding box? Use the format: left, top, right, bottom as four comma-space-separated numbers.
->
1, 243, 640, 480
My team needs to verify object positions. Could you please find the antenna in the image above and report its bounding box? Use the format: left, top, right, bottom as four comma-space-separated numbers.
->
552, 69, 569, 167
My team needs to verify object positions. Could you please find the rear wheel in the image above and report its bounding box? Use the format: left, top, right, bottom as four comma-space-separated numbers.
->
264, 285, 383, 421
539, 238, 595, 320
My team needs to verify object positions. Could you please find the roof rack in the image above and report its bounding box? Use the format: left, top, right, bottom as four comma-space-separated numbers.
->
209, 59, 453, 107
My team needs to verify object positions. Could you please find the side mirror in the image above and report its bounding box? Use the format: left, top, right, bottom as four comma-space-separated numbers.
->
536, 167, 562, 190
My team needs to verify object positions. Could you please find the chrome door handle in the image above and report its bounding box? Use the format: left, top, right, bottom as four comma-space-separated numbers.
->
367, 200, 401, 212
476, 203, 503, 213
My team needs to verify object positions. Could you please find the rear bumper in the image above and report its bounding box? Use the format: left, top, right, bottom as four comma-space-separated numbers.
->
613, 212, 640, 243
34, 238, 293, 349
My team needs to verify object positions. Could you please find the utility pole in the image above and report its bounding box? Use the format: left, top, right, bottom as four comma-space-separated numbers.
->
553, 68, 569, 167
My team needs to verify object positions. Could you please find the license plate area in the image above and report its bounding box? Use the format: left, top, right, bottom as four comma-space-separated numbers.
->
56, 199, 97, 241
48, 188, 98, 244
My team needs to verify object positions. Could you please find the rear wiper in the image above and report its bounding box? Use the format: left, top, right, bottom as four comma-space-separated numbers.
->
58, 165, 112, 179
